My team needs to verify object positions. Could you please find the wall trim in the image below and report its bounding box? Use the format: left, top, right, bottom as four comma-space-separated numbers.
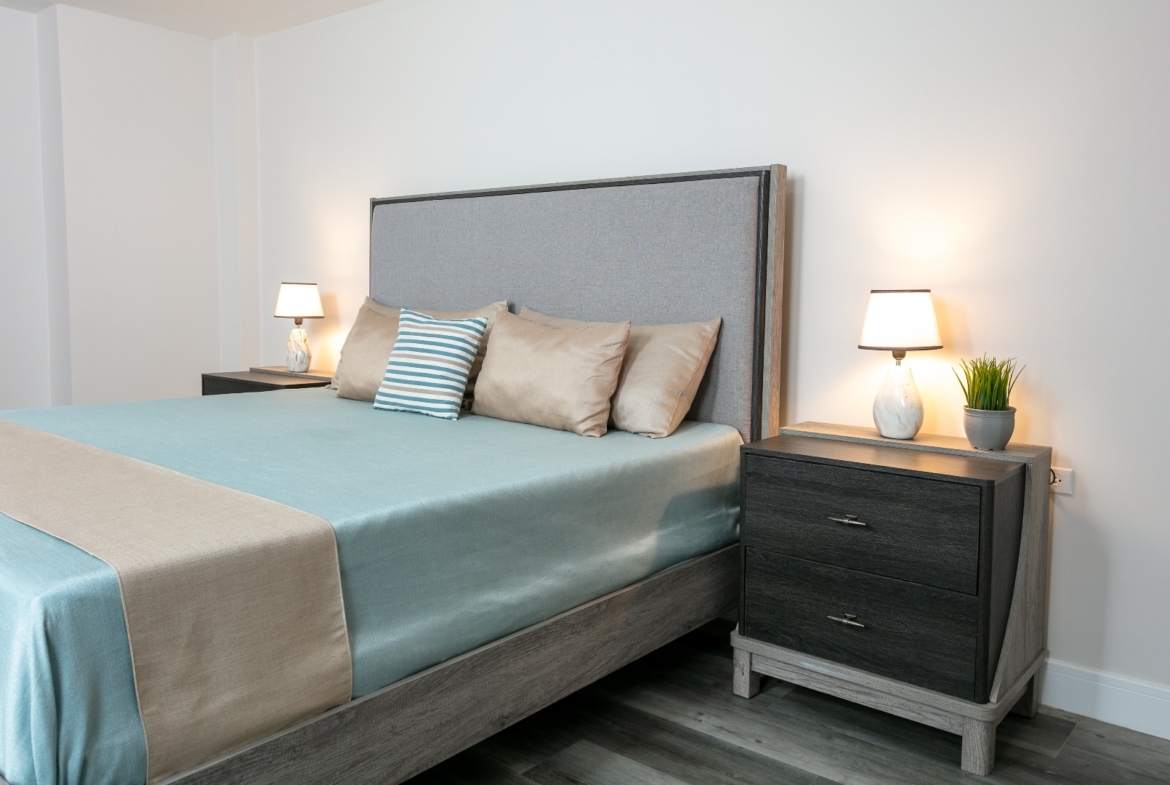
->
1041, 658, 1170, 740
36, 5, 73, 406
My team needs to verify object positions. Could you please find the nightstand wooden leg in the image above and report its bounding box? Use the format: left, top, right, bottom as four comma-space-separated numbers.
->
961, 717, 996, 775
1010, 674, 1040, 718
732, 648, 760, 698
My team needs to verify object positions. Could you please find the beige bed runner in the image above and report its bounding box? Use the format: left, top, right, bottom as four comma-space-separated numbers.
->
0, 421, 352, 783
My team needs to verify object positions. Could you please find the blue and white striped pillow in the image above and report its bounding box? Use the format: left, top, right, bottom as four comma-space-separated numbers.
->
373, 309, 488, 420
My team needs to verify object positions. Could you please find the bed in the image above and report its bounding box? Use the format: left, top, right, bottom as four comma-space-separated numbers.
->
0, 165, 787, 785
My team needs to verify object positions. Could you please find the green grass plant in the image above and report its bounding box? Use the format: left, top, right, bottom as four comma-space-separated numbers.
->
954, 355, 1023, 411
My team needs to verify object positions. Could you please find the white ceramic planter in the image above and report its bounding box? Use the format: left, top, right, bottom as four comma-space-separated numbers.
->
964, 407, 1015, 450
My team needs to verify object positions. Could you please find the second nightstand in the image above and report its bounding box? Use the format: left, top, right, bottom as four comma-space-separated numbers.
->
731, 422, 1051, 776
202, 369, 332, 396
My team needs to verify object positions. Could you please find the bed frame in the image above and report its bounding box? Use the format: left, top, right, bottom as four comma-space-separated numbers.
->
144, 165, 786, 785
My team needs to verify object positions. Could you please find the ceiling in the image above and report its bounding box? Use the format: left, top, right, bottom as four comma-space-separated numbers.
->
0, 0, 385, 38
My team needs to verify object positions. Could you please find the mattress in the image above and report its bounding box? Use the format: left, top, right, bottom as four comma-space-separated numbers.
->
0, 388, 741, 785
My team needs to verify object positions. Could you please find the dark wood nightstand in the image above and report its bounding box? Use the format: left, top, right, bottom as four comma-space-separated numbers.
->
202, 369, 332, 396
731, 423, 1051, 775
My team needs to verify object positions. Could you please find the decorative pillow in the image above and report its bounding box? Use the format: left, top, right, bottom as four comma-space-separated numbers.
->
335, 297, 507, 403
519, 307, 721, 438
372, 310, 488, 420
472, 312, 630, 437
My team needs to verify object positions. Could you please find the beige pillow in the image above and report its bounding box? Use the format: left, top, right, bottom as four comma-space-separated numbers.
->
472, 311, 630, 437
335, 297, 507, 402
519, 307, 721, 438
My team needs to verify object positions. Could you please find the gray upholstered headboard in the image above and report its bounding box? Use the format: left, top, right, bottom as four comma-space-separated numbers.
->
369, 166, 786, 442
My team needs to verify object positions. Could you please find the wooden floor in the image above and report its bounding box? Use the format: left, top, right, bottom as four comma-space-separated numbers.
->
406, 620, 1170, 785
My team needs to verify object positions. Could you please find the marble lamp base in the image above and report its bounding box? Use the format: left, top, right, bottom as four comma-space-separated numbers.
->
873, 364, 923, 439
286, 327, 312, 373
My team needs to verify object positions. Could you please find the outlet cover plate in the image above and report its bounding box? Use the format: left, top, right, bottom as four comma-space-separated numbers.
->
1050, 467, 1074, 496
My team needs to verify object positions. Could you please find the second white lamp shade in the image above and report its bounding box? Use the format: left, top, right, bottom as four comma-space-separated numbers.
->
858, 290, 942, 352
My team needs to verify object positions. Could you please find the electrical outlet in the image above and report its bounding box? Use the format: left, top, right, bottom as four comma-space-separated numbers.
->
1050, 467, 1074, 496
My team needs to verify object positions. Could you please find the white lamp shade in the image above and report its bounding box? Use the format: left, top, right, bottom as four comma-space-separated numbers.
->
274, 282, 324, 319
858, 290, 942, 351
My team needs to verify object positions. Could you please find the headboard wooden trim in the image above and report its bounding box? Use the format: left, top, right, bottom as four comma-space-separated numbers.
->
764, 164, 787, 439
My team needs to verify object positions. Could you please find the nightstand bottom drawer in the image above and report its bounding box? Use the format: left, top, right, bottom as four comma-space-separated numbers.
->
743, 549, 980, 701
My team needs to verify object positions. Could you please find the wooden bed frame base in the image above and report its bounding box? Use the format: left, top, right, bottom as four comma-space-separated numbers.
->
148, 545, 740, 785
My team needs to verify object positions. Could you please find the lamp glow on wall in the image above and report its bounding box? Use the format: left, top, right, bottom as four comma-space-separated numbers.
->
858, 289, 942, 439
274, 282, 324, 372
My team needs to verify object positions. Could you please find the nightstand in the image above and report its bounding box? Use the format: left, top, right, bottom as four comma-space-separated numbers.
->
201, 368, 332, 396
731, 422, 1052, 776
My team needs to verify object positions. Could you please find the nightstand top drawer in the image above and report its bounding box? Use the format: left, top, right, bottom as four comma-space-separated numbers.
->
743, 453, 985, 594
744, 433, 1023, 485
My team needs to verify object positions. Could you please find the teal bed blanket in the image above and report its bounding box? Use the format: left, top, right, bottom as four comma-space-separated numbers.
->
0, 389, 741, 785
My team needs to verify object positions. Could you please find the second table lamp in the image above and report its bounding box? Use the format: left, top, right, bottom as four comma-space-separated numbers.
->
274, 282, 324, 372
858, 289, 942, 439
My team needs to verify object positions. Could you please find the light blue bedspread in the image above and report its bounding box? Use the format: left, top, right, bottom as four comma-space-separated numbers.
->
0, 389, 741, 785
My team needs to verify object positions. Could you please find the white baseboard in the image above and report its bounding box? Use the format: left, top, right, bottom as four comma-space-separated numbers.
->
1040, 658, 1170, 740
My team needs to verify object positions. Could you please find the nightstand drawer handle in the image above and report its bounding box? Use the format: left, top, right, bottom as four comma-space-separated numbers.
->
827, 613, 866, 628
827, 514, 867, 526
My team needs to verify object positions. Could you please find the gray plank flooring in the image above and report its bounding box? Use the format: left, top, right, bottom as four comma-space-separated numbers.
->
406, 620, 1169, 785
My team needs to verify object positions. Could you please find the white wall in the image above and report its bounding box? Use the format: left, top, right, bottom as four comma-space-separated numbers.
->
0, 7, 50, 410
2, 4, 227, 408
36, 6, 73, 407
214, 33, 263, 373
49, 5, 219, 404
254, 0, 1170, 734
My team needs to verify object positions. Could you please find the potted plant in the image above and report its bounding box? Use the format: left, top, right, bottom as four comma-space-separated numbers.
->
954, 355, 1023, 451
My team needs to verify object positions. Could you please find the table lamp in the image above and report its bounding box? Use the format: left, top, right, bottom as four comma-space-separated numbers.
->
858, 289, 942, 439
274, 282, 324, 372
